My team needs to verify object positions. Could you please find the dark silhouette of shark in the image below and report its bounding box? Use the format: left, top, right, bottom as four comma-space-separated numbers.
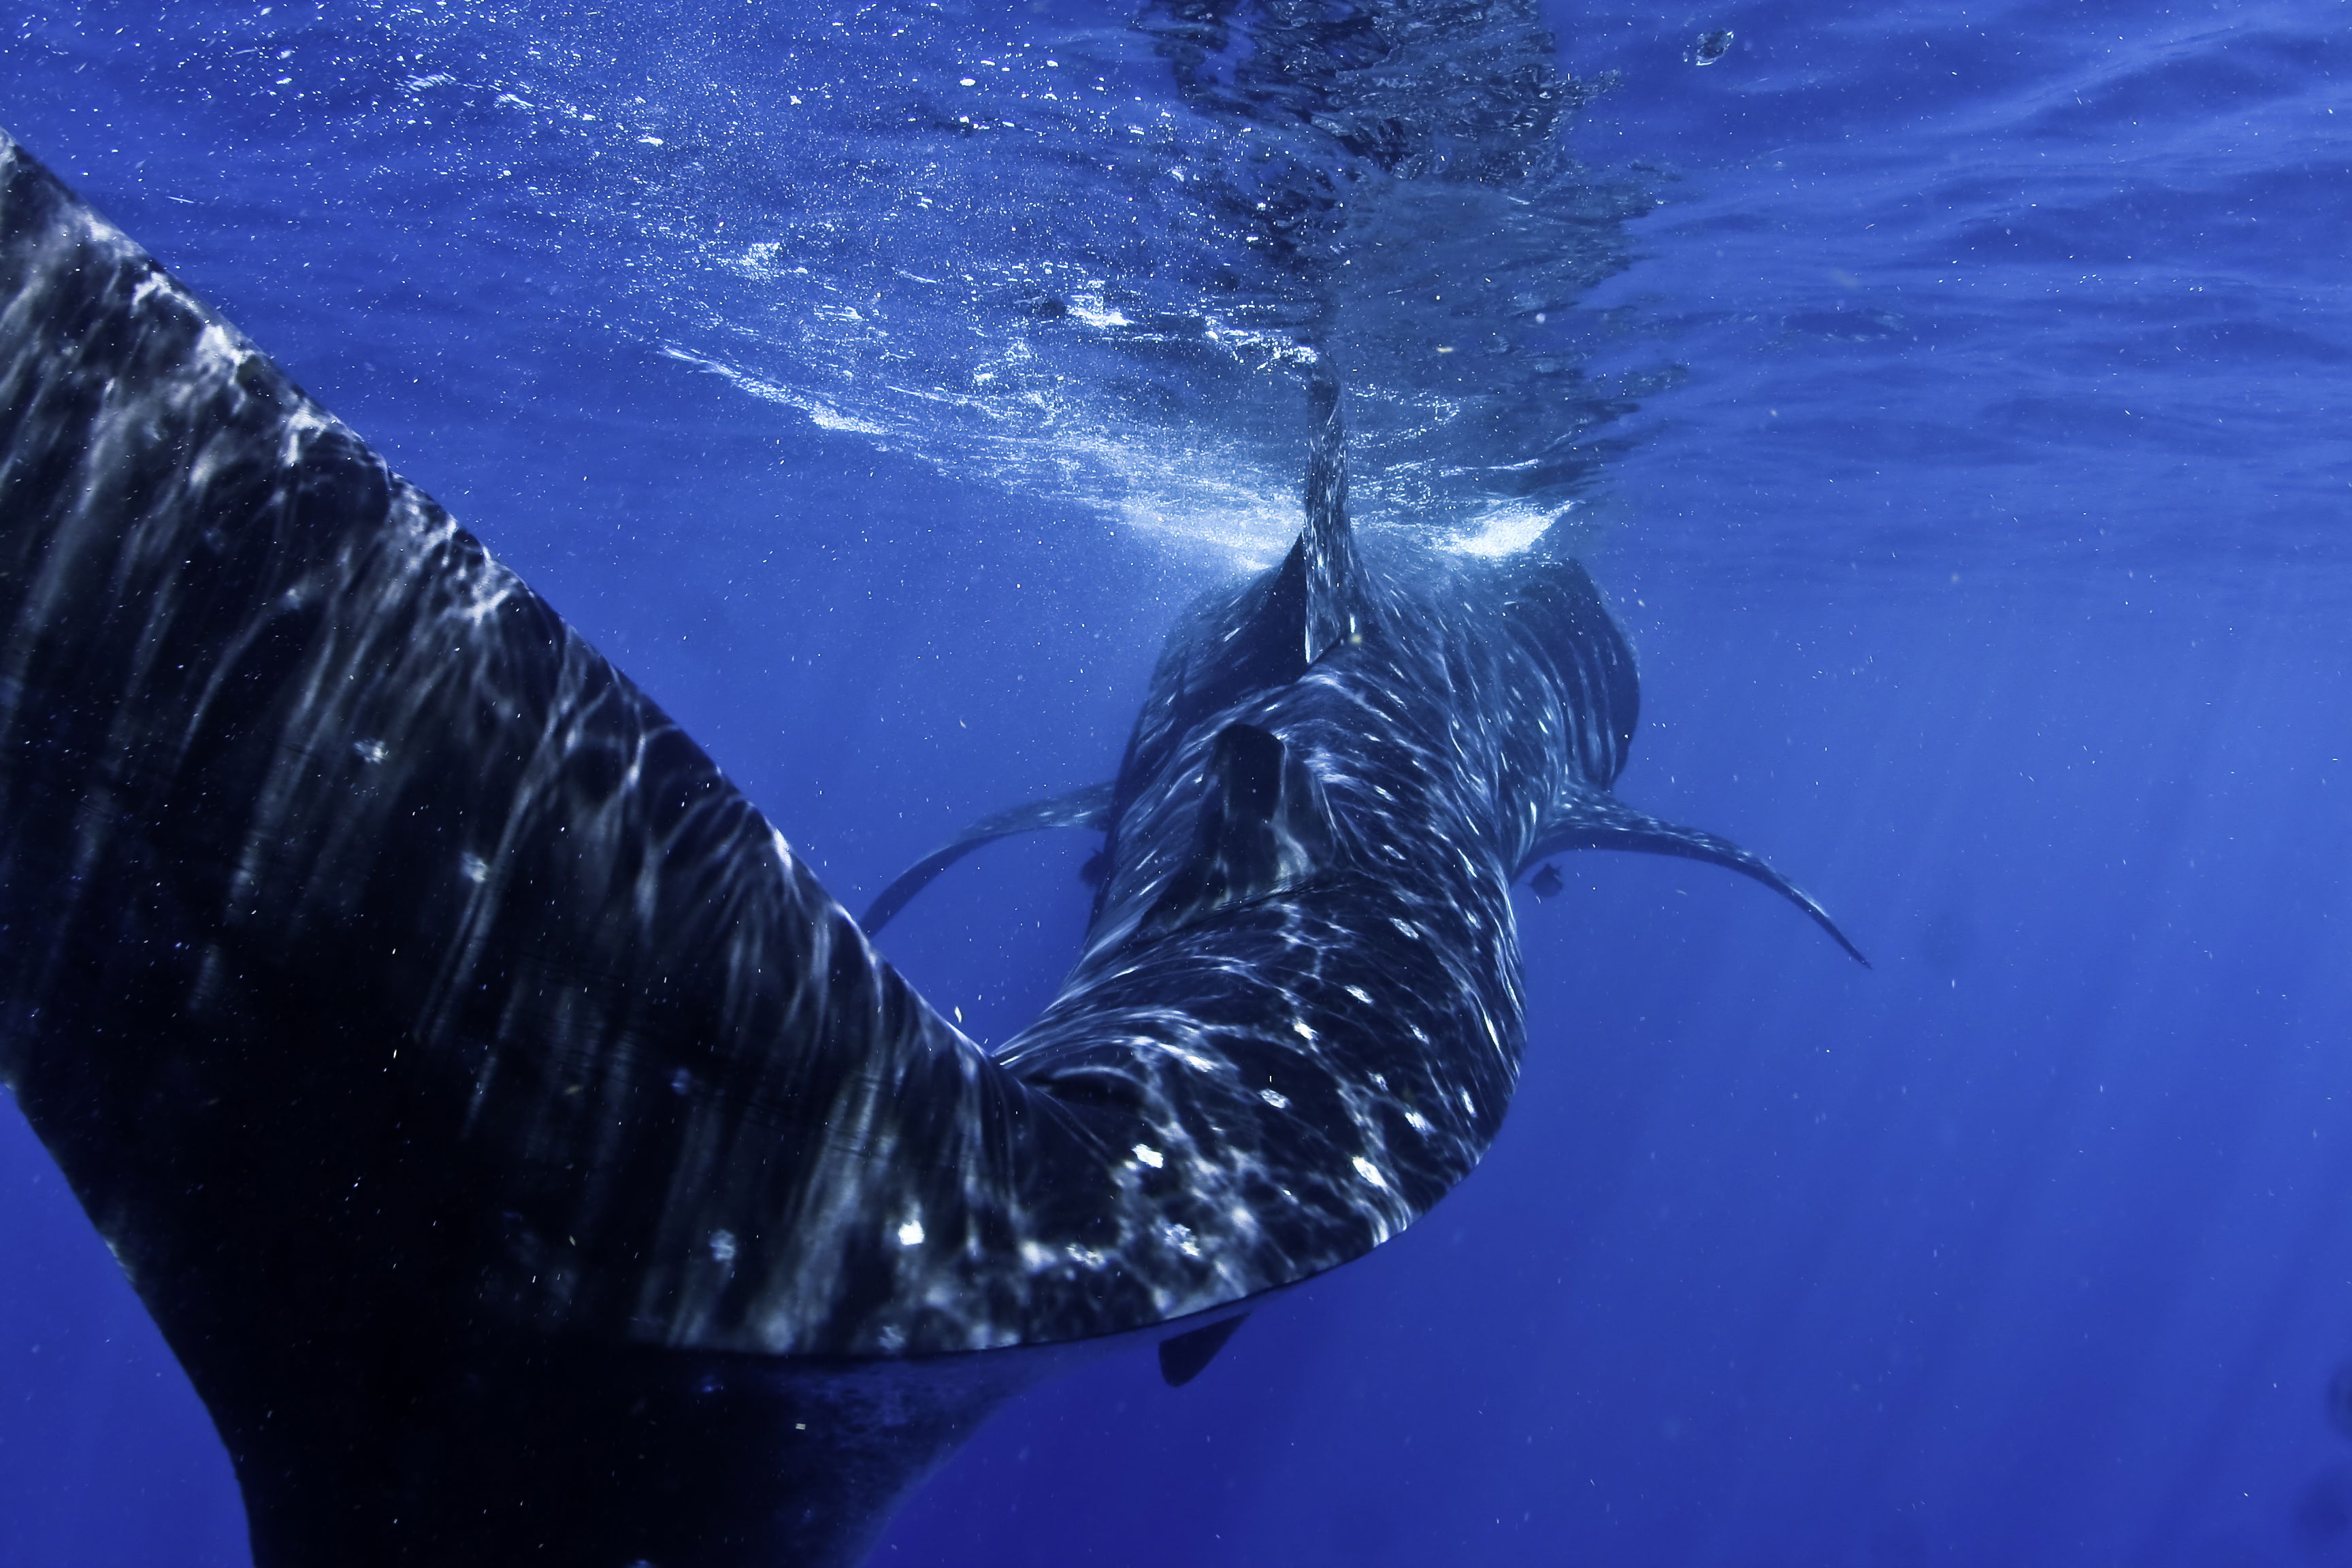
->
0, 129, 1857, 1567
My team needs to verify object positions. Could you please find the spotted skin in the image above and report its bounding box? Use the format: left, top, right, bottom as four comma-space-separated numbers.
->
0, 128, 1852, 1565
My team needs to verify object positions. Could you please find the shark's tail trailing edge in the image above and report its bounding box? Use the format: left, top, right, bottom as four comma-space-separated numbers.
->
1530, 791, 1869, 968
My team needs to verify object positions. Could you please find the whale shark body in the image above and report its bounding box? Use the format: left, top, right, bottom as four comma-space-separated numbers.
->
0, 128, 1856, 1566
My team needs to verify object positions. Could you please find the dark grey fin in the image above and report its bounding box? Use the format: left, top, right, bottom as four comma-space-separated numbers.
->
1094, 370, 1365, 815
1139, 532, 1310, 779
1144, 723, 1335, 934
861, 781, 1115, 935
1158, 1314, 1249, 1388
1301, 368, 1379, 663
0, 131, 1057, 1567
1215, 529, 1311, 698
1531, 791, 1868, 966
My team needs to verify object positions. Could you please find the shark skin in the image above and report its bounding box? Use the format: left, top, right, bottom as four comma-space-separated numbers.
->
0, 129, 1857, 1567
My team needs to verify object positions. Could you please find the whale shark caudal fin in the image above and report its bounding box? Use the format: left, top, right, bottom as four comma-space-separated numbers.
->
3, 127, 1126, 1565
1529, 789, 1869, 967
860, 781, 1113, 935
1143, 722, 1337, 935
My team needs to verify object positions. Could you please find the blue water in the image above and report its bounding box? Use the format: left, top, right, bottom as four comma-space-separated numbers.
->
3, 1, 2347, 1564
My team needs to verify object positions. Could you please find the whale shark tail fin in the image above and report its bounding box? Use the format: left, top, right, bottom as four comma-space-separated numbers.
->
860, 781, 1115, 935
1301, 366, 1381, 664
1530, 789, 1868, 966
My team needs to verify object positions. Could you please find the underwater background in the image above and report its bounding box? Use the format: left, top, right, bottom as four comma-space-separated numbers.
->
1, 0, 2347, 1564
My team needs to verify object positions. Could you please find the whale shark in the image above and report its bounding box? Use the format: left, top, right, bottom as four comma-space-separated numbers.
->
0, 127, 1857, 1567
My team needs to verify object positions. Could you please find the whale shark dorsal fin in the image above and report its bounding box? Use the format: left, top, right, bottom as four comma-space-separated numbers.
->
860, 781, 1114, 935
1301, 368, 1379, 664
1158, 1313, 1249, 1387
1530, 789, 1869, 966
1194, 370, 1371, 687
1144, 723, 1335, 934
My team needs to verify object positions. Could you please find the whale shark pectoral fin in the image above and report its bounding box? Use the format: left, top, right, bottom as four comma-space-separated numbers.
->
1158, 1313, 1250, 1387
860, 781, 1115, 935
1531, 792, 1869, 967
1143, 723, 1335, 934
